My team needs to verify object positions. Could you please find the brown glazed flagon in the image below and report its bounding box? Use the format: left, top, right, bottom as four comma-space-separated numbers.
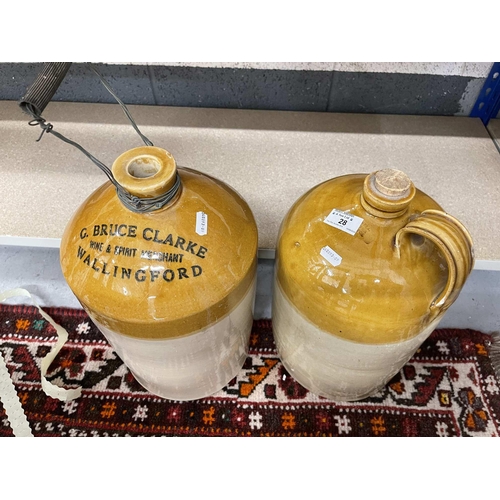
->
273, 169, 474, 401
60, 146, 258, 401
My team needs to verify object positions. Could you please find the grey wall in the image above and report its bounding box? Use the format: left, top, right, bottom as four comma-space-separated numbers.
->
0, 62, 493, 117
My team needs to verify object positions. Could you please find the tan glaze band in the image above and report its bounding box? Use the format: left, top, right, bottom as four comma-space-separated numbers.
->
77, 258, 257, 340
275, 174, 455, 345
60, 166, 258, 340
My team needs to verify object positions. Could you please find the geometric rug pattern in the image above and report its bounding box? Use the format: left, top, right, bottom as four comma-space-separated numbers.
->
1, 305, 499, 437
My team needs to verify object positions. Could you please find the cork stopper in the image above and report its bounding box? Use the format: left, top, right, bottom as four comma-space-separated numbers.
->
112, 146, 177, 198
361, 169, 416, 218
373, 169, 412, 198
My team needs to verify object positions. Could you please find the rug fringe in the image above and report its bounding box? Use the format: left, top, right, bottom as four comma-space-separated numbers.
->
488, 331, 500, 380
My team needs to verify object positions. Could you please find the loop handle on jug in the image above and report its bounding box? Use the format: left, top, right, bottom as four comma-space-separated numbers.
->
394, 209, 474, 311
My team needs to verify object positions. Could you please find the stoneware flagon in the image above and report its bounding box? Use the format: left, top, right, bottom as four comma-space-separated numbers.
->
273, 168, 474, 402
60, 146, 258, 401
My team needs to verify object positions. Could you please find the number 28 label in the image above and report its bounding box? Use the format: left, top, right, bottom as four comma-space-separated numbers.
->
324, 209, 363, 236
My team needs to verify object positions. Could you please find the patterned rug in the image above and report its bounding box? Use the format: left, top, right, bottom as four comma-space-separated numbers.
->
1, 304, 499, 437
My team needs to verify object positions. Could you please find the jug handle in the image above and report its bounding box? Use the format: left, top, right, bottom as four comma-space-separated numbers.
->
394, 209, 474, 312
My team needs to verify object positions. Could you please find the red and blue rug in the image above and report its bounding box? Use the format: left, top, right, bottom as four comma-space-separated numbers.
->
1, 304, 499, 437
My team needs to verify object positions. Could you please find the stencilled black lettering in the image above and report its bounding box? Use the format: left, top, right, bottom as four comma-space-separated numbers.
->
185, 241, 197, 254
135, 269, 146, 282
163, 269, 175, 282
196, 246, 208, 259
140, 250, 184, 263
174, 237, 186, 250
121, 268, 132, 280
90, 241, 104, 251
76, 224, 208, 282
178, 267, 189, 279
114, 246, 138, 258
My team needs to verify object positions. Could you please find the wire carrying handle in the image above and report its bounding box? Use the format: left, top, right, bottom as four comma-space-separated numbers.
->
19, 63, 181, 213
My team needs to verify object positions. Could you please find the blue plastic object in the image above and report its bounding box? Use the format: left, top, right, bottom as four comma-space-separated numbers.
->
470, 62, 500, 125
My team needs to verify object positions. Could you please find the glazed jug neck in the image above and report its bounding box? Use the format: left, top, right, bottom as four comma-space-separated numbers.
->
112, 146, 178, 199
360, 168, 416, 218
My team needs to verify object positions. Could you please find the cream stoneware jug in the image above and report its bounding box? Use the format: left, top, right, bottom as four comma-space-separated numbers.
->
272, 168, 474, 401
60, 146, 258, 401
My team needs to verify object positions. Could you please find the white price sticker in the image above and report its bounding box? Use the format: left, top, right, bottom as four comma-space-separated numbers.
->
196, 211, 208, 236
324, 209, 363, 236
320, 246, 342, 267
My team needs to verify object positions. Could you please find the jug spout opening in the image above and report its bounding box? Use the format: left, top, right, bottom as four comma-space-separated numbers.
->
112, 146, 178, 199
127, 156, 161, 179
